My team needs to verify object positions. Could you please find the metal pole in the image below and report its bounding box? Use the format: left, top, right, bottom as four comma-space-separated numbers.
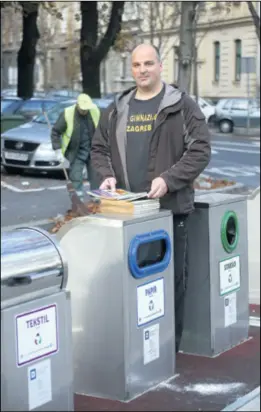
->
246, 59, 250, 136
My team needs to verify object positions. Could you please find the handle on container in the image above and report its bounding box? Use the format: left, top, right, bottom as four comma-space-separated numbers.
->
128, 229, 171, 279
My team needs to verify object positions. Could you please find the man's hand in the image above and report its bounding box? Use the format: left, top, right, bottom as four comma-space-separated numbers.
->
148, 177, 168, 199
55, 149, 65, 164
100, 177, 117, 191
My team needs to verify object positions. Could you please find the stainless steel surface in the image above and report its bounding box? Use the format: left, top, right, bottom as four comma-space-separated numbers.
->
1, 291, 74, 411
181, 195, 249, 356
195, 192, 247, 207
57, 211, 175, 401
1, 227, 68, 308
1, 226, 73, 411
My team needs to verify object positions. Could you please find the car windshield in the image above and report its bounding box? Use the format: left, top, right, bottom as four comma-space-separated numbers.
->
1, 99, 17, 112
32, 98, 113, 124
203, 98, 215, 106
32, 101, 75, 124
93, 98, 113, 108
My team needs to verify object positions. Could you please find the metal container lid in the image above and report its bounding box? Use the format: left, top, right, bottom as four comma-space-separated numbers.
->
194, 192, 247, 208
1, 227, 68, 308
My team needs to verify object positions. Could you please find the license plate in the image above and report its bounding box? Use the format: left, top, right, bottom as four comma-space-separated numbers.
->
219, 256, 240, 296
4, 151, 29, 161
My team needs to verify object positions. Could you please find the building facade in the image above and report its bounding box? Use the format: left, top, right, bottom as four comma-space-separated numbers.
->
104, 1, 260, 99
1, 1, 259, 99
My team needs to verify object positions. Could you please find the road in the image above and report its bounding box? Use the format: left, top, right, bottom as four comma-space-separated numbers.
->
1, 132, 260, 228
206, 132, 260, 188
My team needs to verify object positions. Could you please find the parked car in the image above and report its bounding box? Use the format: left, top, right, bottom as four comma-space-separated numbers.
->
215, 98, 260, 133
1, 88, 46, 98
1, 98, 112, 174
45, 89, 82, 99
1, 97, 59, 133
190, 95, 216, 125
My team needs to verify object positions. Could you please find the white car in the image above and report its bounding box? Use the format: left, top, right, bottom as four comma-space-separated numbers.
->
191, 96, 216, 124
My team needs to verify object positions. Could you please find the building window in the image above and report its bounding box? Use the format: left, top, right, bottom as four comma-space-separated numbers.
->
235, 39, 241, 82
120, 54, 127, 79
214, 41, 220, 82
8, 66, 17, 86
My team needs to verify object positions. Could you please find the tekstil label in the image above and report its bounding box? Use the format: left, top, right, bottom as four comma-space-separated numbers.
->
16, 304, 58, 366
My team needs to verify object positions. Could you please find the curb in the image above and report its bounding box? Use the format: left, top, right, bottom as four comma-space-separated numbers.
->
210, 128, 260, 139
222, 386, 260, 411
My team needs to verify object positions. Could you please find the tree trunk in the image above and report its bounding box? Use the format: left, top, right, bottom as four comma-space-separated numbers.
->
80, 1, 124, 97
178, 2, 197, 92
149, 3, 155, 45
193, 46, 198, 102
17, 2, 40, 99
247, 1, 260, 43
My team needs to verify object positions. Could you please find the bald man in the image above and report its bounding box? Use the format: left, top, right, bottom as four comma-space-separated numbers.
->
51, 93, 100, 202
91, 44, 211, 353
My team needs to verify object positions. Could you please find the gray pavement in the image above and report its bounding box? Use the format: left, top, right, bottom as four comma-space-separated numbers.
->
207, 132, 260, 188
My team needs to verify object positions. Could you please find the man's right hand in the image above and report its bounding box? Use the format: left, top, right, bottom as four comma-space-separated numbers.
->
55, 149, 65, 164
100, 177, 117, 191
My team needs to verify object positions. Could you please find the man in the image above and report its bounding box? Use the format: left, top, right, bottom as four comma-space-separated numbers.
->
51, 93, 100, 201
91, 44, 211, 352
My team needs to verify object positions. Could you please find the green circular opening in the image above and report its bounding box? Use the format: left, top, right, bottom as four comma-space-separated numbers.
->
221, 211, 239, 253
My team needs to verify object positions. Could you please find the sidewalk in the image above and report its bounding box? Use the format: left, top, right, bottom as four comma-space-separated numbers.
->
223, 387, 260, 411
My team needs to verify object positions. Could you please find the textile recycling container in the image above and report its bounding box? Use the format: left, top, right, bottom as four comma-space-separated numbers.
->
1, 227, 74, 411
56, 210, 175, 401
180, 193, 249, 356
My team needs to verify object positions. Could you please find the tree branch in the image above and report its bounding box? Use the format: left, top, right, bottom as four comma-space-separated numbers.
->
94, 1, 125, 63
247, 1, 260, 42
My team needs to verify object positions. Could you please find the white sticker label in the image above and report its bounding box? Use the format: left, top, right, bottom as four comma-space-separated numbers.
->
219, 256, 240, 296
143, 323, 160, 365
137, 278, 164, 327
16, 305, 58, 366
224, 292, 237, 327
28, 359, 52, 410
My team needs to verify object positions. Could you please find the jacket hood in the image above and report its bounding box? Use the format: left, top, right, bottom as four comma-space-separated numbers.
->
114, 82, 183, 113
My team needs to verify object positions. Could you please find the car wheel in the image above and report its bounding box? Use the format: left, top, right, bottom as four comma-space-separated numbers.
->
219, 119, 233, 133
4, 166, 24, 175
208, 115, 216, 128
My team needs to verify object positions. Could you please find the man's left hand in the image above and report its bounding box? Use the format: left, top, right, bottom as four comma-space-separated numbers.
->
148, 177, 168, 199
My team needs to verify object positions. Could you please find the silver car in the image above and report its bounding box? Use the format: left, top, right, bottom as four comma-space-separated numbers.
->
1, 98, 112, 174
215, 98, 260, 133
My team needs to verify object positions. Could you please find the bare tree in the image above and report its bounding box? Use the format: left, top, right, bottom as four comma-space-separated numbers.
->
80, 1, 125, 97
135, 2, 181, 57
177, 2, 198, 92
247, 1, 260, 42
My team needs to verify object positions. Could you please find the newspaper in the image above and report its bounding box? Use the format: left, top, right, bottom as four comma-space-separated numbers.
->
86, 189, 148, 202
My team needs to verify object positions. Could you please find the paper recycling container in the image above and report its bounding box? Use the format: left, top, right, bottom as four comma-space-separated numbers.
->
57, 211, 175, 401
1, 227, 74, 411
